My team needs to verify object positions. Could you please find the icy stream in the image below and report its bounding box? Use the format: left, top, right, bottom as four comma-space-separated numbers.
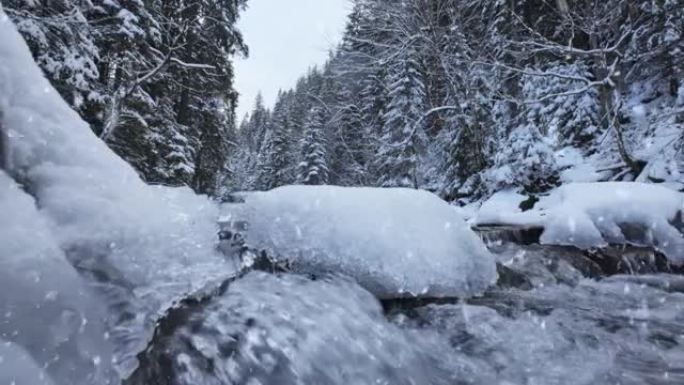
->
124, 242, 684, 385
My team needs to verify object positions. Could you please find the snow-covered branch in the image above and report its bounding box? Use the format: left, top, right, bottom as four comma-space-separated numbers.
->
170, 58, 216, 70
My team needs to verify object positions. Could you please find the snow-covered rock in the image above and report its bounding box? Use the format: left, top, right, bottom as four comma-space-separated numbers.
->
473, 189, 528, 226
225, 185, 497, 298
0, 8, 236, 380
475, 182, 684, 263
129, 272, 462, 385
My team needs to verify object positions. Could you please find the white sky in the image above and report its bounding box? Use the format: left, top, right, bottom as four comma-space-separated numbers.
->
234, 0, 351, 120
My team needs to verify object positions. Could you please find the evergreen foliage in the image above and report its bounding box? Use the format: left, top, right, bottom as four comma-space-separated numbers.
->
5, 0, 248, 195
297, 107, 329, 185
233, 0, 683, 201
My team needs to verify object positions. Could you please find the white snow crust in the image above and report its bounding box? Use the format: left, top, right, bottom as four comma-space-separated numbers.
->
476, 182, 684, 263
227, 185, 498, 298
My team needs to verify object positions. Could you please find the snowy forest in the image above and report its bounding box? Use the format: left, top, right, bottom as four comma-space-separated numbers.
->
232, 0, 684, 202
4, 0, 247, 195
2, 1, 684, 385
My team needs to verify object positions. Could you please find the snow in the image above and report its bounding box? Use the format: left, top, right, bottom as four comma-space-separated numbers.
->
224, 185, 497, 298
0, 340, 55, 385
156, 272, 460, 385
474, 189, 527, 225
555, 146, 605, 183
475, 182, 684, 263
0, 172, 118, 385
0, 9, 236, 381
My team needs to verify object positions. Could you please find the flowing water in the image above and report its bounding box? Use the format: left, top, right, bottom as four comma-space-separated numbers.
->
125, 240, 684, 385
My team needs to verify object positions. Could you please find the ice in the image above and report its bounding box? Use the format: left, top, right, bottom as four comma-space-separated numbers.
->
130, 272, 471, 385
0, 9, 236, 379
402, 275, 684, 384
0, 340, 55, 385
475, 182, 684, 263
0, 172, 118, 385
227, 185, 497, 298
132, 270, 684, 385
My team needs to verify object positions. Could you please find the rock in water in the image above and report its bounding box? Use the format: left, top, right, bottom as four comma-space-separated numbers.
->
224, 185, 497, 299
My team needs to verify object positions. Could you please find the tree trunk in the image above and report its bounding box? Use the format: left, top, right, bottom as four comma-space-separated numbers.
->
176, 89, 191, 126
556, 0, 570, 15
589, 32, 640, 175
0, 110, 5, 171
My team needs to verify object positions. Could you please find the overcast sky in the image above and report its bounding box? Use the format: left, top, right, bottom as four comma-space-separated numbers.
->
234, 0, 351, 120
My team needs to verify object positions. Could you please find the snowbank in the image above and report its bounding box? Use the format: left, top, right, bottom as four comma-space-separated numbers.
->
226, 185, 497, 298
475, 182, 684, 263
0, 9, 235, 380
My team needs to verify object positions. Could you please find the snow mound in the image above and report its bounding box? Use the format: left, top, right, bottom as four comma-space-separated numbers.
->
226, 185, 497, 298
0, 9, 236, 379
475, 182, 684, 263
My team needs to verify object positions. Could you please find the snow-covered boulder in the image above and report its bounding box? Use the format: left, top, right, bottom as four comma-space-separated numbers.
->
225, 185, 498, 298
475, 183, 684, 263
474, 189, 530, 226
129, 272, 460, 385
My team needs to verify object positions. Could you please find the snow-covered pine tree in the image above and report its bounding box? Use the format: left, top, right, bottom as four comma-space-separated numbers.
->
253, 128, 273, 191
520, 63, 601, 149
330, 99, 368, 186
5, 0, 100, 115
287, 75, 317, 138
488, 124, 559, 194
374, 46, 427, 188
225, 114, 255, 191
223, 0, 683, 201
231, 94, 270, 191
8, 0, 247, 196
248, 93, 270, 155
297, 107, 329, 185
256, 93, 295, 190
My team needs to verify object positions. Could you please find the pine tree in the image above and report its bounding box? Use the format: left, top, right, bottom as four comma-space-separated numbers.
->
297, 107, 329, 185
520, 63, 601, 148
374, 48, 426, 188
226, 115, 254, 191
5, 0, 100, 115
330, 99, 368, 186
256, 94, 294, 189
248, 93, 270, 154
233, 94, 269, 191
7, 0, 248, 196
